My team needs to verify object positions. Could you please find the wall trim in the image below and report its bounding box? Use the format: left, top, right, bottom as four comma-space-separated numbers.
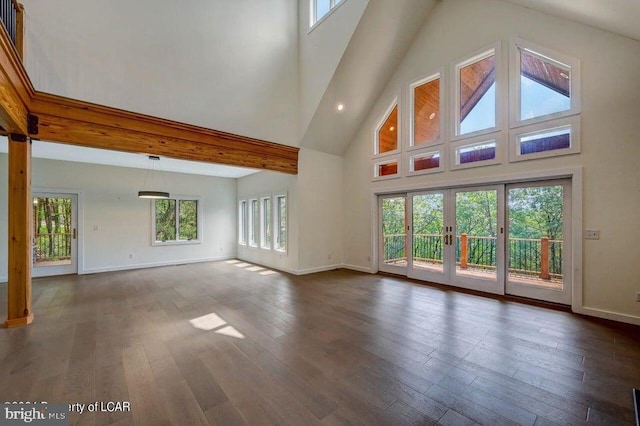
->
574, 306, 640, 327
342, 264, 374, 274
81, 256, 232, 275
0, 276, 7, 284
295, 264, 343, 275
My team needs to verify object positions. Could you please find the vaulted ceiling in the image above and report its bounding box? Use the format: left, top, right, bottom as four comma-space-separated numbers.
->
15, 0, 640, 172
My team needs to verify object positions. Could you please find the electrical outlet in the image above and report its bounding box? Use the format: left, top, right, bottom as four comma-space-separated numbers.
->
585, 230, 600, 240
129, 253, 134, 259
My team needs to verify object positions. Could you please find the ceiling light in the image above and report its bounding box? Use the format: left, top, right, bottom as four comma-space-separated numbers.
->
138, 155, 170, 199
560, 72, 569, 79
389, 126, 395, 131
429, 112, 436, 120
337, 104, 344, 111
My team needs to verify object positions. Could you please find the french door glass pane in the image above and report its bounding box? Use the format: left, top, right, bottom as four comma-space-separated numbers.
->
33, 197, 73, 267
412, 194, 444, 272
455, 190, 498, 279
508, 185, 564, 289
382, 197, 406, 266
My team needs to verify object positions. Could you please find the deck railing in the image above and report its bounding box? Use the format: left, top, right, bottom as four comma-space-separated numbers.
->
383, 233, 563, 279
0, 0, 24, 58
33, 232, 72, 262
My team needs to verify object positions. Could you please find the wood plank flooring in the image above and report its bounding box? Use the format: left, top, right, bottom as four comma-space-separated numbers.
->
1, 260, 639, 425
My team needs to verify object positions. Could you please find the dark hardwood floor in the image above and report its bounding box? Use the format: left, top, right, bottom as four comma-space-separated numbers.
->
1, 260, 639, 425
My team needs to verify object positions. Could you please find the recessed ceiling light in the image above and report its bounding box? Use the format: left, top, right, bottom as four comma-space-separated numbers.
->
560, 72, 569, 79
429, 112, 436, 120
389, 126, 395, 131
337, 104, 344, 111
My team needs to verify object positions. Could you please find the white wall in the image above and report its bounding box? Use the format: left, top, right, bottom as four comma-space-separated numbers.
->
298, 0, 368, 136
21, 0, 300, 147
237, 148, 343, 274
343, 0, 640, 323
0, 155, 237, 280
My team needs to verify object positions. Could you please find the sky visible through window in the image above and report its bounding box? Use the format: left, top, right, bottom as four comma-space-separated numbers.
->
460, 76, 570, 134
521, 75, 570, 120
461, 83, 495, 134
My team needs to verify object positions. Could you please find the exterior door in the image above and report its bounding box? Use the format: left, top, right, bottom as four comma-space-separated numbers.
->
408, 191, 448, 284
32, 193, 78, 277
450, 186, 505, 294
379, 195, 408, 275
505, 180, 571, 305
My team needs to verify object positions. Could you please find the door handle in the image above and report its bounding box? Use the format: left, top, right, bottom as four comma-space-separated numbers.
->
444, 235, 449, 245
73, 228, 77, 239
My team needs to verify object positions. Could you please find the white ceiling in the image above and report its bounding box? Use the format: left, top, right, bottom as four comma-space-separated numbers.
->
0, 137, 259, 179
503, 0, 640, 42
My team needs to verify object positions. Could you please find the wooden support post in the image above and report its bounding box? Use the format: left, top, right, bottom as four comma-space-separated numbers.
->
460, 233, 468, 269
539, 237, 550, 281
6, 133, 33, 328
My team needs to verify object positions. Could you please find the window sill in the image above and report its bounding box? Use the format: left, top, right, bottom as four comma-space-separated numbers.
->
153, 240, 201, 247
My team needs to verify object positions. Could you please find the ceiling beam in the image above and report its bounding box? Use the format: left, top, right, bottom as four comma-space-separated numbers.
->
29, 93, 299, 174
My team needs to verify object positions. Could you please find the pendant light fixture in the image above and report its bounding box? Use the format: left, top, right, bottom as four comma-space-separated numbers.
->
138, 155, 170, 199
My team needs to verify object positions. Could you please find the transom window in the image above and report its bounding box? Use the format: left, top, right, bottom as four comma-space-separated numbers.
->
456, 47, 497, 137
153, 197, 200, 245
310, 0, 344, 28
411, 73, 441, 147
375, 102, 399, 155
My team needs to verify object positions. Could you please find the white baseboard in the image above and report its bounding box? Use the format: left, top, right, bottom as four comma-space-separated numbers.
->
294, 264, 343, 275
81, 256, 233, 275
0, 276, 6, 284
341, 264, 374, 274
574, 305, 640, 326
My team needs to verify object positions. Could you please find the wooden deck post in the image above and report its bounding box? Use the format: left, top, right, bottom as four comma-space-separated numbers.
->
6, 133, 33, 328
460, 233, 468, 269
539, 237, 550, 281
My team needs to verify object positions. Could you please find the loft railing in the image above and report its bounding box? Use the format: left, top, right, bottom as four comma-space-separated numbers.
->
383, 233, 563, 280
0, 0, 24, 59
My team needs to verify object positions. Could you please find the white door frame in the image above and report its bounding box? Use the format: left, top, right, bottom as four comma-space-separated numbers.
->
32, 188, 83, 277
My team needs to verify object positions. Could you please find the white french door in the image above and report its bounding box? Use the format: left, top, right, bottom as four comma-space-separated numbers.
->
32, 193, 78, 277
379, 180, 571, 305
505, 180, 571, 304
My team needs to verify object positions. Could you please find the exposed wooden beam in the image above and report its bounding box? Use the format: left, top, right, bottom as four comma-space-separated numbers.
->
0, 11, 31, 134
6, 133, 33, 328
29, 93, 299, 174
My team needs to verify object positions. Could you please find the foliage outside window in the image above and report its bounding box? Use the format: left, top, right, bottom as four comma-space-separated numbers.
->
238, 200, 247, 245
275, 194, 287, 252
261, 197, 272, 250
154, 198, 199, 244
249, 199, 259, 247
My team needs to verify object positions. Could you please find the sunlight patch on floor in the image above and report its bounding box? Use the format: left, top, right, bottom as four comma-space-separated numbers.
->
189, 312, 245, 339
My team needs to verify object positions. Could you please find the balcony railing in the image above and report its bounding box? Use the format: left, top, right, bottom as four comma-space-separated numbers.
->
384, 233, 562, 280
0, 0, 24, 58
33, 232, 72, 263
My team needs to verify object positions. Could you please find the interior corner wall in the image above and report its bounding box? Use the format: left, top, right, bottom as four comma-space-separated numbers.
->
237, 148, 343, 275
0, 155, 237, 281
237, 169, 299, 273
342, 0, 640, 322
298, 0, 368, 135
